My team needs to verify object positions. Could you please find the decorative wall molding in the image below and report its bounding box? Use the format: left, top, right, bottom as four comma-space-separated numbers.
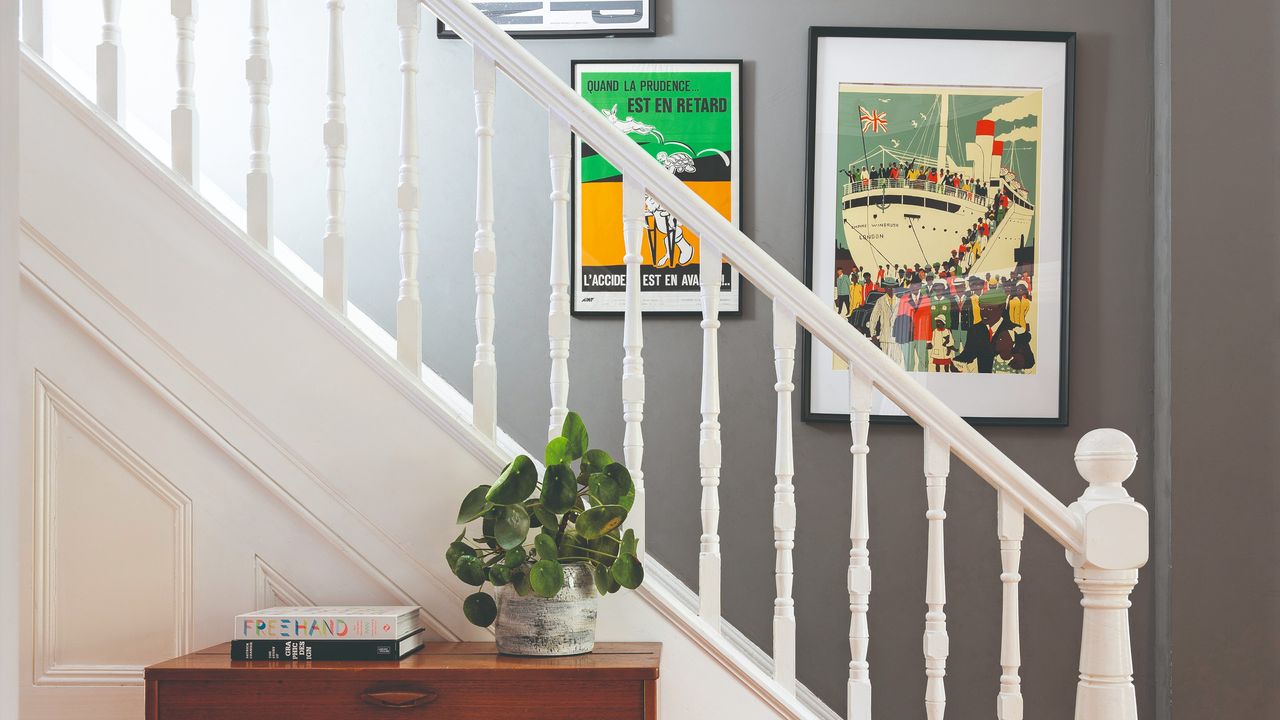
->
254, 555, 314, 609
32, 373, 193, 686
18, 232, 466, 641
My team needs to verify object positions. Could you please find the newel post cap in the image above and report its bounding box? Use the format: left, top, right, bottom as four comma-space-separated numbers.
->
1070, 429, 1148, 570
1075, 428, 1137, 491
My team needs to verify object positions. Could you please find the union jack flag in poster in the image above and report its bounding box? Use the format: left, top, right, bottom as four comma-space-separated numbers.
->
858, 106, 888, 134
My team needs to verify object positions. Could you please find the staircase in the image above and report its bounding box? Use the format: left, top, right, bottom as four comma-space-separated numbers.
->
13, 1, 1148, 719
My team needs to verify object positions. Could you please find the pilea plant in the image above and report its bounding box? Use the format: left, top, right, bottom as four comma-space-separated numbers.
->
447, 411, 644, 628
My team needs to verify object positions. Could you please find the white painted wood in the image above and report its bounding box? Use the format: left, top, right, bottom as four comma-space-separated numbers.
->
697, 236, 722, 630
546, 114, 572, 440
771, 302, 797, 693
21, 0, 43, 55
427, 0, 1086, 554
471, 48, 497, 439
321, 0, 347, 312
847, 369, 873, 720
1068, 430, 1146, 720
0, 4, 20, 715
245, 0, 272, 250
923, 428, 950, 720
997, 493, 1024, 720
170, 0, 197, 187
395, 0, 422, 371
96, 0, 122, 119
620, 175, 646, 557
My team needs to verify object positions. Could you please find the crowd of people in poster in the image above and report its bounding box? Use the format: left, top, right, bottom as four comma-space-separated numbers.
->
834, 251, 1037, 375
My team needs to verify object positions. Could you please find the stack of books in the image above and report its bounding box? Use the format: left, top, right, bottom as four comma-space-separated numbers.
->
231, 606, 425, 661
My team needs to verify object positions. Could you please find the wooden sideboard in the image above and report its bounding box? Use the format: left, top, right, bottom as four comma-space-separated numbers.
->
145, 642, 660, 719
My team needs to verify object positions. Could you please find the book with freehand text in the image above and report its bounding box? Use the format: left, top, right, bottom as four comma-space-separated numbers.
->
234, 606, 421, 641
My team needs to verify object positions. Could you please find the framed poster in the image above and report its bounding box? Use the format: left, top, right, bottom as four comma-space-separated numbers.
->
802, 28, 1074, 425
438, 1, 656, 39
572, 60, 743, 315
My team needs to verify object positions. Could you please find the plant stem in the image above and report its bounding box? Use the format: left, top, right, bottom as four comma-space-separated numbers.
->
555, 511, 575, 546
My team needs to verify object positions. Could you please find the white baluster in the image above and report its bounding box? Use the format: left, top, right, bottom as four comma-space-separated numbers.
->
23, 0, 44, 55
997, 492, 1024, 720
847, 369, 873, 720
771, 302, 797, 692
1069, 429, 1147, 720
923, 428, 950, 720
171, 0, 198, 187
697, 235, 722, 630
471, 48, 497, 439
321, 0, 347, 311
245, 0, 272, 249
620, 176, 646, 555
546, 114, 572, 440
97, 0, 123, 119
394, 0, 422, 371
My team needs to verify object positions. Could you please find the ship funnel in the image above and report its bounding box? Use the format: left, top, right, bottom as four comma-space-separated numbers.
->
973, 119, 996, 184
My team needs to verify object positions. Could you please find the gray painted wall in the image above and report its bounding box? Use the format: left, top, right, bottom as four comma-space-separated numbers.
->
380, 4, 1155, 715
1169, 0, 1280, 716
50, 0, 1155, 715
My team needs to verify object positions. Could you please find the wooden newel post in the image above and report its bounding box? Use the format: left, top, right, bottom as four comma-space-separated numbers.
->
1068, 429, 1148, 720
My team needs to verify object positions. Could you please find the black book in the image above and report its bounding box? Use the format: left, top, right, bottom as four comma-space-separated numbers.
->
230, 628, 425, 661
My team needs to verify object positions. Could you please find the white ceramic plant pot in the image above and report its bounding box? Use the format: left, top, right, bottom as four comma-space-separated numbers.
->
494, 563, 597, 656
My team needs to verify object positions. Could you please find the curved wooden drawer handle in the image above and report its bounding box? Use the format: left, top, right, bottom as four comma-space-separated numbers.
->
359, 688, 439, 709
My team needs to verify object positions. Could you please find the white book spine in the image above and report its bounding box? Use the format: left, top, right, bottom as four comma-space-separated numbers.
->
234, 613, 410, 640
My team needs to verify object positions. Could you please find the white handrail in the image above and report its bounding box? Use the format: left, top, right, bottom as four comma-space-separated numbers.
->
423, 0, 1084, 554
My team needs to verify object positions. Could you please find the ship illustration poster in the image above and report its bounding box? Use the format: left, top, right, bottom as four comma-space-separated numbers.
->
804, 30, 1073, 424
572, 61, 742, 314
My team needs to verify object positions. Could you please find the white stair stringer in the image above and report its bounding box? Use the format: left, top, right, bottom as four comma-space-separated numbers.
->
18, 48, 838, 720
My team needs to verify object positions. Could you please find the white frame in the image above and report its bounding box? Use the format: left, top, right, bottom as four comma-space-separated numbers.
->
804, 29, 1073, 424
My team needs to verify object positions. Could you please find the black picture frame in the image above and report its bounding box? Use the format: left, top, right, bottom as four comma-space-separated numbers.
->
569, 58, 745, 317
800, 27, 1075, 425
437, 1, 657, 40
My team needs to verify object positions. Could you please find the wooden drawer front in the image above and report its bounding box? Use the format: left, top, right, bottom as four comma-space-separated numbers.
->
153, 677, 647, 719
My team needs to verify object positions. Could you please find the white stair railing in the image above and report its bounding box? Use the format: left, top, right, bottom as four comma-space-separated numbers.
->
22, 3, 1150, 718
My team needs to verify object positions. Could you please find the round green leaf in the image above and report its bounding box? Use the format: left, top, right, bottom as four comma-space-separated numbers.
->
581, 449, 614, 476
512, 569, 534, 597
529, 559, 565, 598
494, 504, 531, 550
594, 463, 635, 511
576, 504, 628, 540
540, 464, 578, 515
488, 564, 512, 586
456, 485, 493, 524
611, 552, 644, 589
502, 547, 527, 568
452, 555, 487, 586
445, 541, 476, 571
463, 592, 497, 627
557, 531, 584, 560
533, 532, 559, 562
560, 412, 588, 460
531, 505, 558, 530
620, 529, 639, 557
480, 511, 499, 550
544, 436, 570, 467
486, 455, 538, 505
592, 562, 612, 596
